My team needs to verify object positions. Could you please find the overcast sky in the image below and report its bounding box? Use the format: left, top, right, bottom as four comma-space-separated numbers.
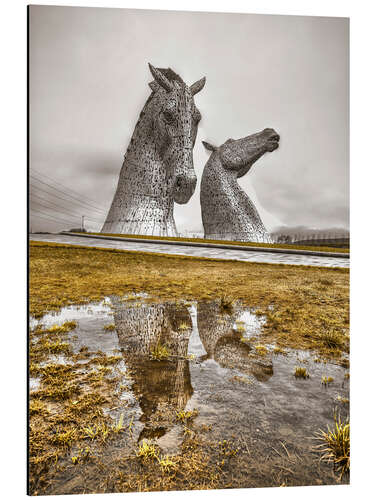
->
29, 5, 349, 234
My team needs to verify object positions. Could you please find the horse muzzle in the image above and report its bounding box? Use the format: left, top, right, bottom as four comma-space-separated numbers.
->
173, 172, 197, 204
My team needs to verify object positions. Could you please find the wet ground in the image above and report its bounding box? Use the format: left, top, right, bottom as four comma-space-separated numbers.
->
29, 296, 349, 494
29, 234, 350, 268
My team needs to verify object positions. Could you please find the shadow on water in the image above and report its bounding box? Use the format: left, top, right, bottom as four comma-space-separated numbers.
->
30, 295, 350, 492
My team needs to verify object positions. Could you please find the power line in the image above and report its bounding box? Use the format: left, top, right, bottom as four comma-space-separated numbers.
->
30, 175, 108, 214
29, 180, 107, 216
30, 196, 104, 223
30, 192, 85, 216
30, 210, 82, 226
30, 210, 100, 229
30, 167, 108, 209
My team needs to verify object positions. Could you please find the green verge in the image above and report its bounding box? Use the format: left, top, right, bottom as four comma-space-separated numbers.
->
85, 232, 350, 254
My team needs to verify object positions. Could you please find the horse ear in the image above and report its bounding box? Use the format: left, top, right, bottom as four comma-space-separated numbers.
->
190, 77, 206, 95
202, 141, 217, 152
148, 63, 173, 92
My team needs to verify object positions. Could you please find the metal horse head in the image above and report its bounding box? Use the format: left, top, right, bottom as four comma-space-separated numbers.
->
202, 128, 280, 179
148, 64, 205, 203
200, 129, 279, 242
102, 64, 205, 236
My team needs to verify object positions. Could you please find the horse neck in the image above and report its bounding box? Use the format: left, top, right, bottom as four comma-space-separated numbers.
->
122, 99, 172, 200
202, 154, 239, 193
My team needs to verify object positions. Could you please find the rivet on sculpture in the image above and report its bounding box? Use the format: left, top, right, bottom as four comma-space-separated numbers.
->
101, 64, 206, 236
200, 128, 280, 243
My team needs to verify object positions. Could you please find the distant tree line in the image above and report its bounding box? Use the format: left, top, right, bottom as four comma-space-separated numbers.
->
274, 232, 349, 248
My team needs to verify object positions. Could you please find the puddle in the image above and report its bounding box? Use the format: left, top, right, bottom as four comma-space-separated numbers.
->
30, 300, 119, 354
29, 296, 349, 493
29, 377, 41, 391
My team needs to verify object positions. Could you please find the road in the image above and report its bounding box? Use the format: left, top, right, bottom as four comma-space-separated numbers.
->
29, 233, 349, 268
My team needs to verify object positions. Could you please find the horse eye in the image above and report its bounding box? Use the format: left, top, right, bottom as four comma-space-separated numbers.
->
163, 111, 174, 123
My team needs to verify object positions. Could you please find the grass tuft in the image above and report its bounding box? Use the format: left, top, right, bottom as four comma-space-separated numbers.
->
175, 409, 198, 423
82, 422, 111, 442
112, 413, 124, 433
51, 428, 77, 448
178, 322, 190, 331
39, 338, 71, 355
103, 323, 116, 331
294, 366, 309, 379
137, 440, 159, 461
319, 330, 344, 349
321, 376, 334, 386
150, 343, 170, 361
254, 344, 268, 356
315, 413, 350, 478
46, 321, 77, 333
29, 399, 49, 416
336, 395, 350, 404
158, 455, 177, 473
273, 346, 286, 355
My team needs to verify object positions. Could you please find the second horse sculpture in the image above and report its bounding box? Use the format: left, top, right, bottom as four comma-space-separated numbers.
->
102, 64, 205, 236
200, 128, 280, 243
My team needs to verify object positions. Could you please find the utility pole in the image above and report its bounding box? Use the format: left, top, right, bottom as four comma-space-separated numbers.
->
81, 215, 85, 232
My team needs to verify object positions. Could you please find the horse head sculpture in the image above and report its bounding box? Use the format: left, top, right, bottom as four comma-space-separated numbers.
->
102, 64, 205, 236
200, 129, 280, 242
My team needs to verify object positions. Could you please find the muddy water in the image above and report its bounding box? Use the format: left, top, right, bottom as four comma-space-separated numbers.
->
30, 296, 349, 492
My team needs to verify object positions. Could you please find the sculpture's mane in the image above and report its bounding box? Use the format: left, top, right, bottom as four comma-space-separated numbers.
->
124, 67, 187, 158
140, 68, 185, 115
156, 67, 185, 86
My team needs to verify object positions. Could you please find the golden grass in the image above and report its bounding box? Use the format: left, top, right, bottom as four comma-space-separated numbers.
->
316, 414, 350, 478
175, 409, 199, 423
150, 343, 170, 361
137, 441, 160, 461
254, 344, 268, 356
273, 346, 286, 355
157, 455, 178, 473
294, 367, 310, 379
45, 321, 77, 334
321, 376, 334, 386
103, 323, 116, 331
28, 241, 349, 494
29, 241, 349, 358
178, 322, 191, 331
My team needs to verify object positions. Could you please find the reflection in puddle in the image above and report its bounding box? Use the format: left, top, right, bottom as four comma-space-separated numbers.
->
197, 301, 272, 381
30, 296, 349, 492
113, 298, 194, 444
